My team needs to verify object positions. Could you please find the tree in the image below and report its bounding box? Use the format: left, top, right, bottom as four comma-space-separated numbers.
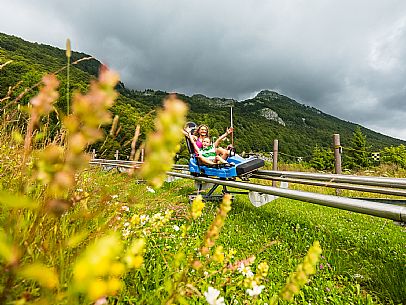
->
345, 126, 371, 169
309, 145, 334, 170
380, 145, 406, 168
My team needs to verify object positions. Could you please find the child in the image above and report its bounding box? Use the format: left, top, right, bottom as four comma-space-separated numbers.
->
188, 128, 233, 166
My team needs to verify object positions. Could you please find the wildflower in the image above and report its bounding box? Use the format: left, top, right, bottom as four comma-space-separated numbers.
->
29, 74, 59, 118
204, 287, 225, 305
201, 194, 232, 255
139, 215, 149, 226
246, 282, 265, 297
238, 263, 254, 278
191, 195, 205, 219
123, 222, 130, 227
124, 238, 145, 269
146, 186, 155, 193
213, 246, 225, 263
257, 261, 269, 277
94, 297, 108, 305
279, 241, 322, 301
121, 205, 129, 212
192, 260, 203, 270
139, 95, 187, 188
122, 228, 131, 238
173, 225, 180, 231
111, 194, 119, 199
72, 234, 124, 300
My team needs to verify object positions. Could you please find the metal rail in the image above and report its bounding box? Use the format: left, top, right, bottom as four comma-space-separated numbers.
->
167, 171, 406, 222
251, 174, 406, 197
256, 169, 406, 189
91, 160, 406, 196
89, 159, 406, 222
92, 160, 406, 189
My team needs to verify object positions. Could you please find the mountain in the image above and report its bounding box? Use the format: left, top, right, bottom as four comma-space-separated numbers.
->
1, 32, 405, 161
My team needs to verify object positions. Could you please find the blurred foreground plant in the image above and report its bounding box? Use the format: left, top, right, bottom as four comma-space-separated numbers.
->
139, 94, 187, 188
0, 58, 323, 305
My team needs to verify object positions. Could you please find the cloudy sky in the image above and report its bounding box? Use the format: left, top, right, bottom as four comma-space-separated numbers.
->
2, 0, 406, 140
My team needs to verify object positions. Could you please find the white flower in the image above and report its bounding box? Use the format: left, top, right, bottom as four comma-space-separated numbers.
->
140, 214, 149, 226
246, 282, 265, 297
204, 287, 225, 305
146, 186, 155, 193
111, 194, 119, 199
122, 228, 131, 238
204, 271, 209, 277
173, 225, 180, 231
77, 188, 83, 192
237, 263, 254, 277
123, 222, 130, 227
152, 212, 164, 221
121, 205, 130, 212
94, 296, 108, 305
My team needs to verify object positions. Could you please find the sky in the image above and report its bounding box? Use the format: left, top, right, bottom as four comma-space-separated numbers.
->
2, 0, 406, 140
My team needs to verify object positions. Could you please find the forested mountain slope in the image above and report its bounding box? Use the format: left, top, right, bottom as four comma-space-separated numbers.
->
1, 32, 404, 160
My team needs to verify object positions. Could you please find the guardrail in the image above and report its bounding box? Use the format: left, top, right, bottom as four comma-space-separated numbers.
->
89, 159, 406, 222
167, 171, 406, 222
90, 159, 406, 197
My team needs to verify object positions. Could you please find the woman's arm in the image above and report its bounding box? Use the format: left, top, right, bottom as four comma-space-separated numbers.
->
214, 127, 233, 148
188, 133, 201, 154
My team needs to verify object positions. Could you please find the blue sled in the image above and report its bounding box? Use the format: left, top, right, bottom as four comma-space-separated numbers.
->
189, 155, 264, 178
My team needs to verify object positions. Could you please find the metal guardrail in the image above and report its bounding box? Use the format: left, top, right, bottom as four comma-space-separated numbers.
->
90, 159, 406, 222
91, 160, 406, 189
251, 174, 406, 197
256, 170, 406, 189
167, 171, 406, 222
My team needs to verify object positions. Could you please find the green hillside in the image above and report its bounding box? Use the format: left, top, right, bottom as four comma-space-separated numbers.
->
1, 32, 405, 161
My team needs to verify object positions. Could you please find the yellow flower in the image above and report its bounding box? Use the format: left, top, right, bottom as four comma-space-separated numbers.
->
279, 241, 322, 301
213, 246, 225, 263
88, 280, 108, 301
191, 195, 205, 219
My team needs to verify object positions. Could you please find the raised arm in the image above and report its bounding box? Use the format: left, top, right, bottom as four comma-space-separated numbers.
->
184, 130, 201, 154
214, 127, 233, 148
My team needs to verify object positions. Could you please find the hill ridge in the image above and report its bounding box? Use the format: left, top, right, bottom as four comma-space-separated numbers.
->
1, 32, 405, 160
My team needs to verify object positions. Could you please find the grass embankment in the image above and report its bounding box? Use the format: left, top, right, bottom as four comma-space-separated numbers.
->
78, 168, 405, 303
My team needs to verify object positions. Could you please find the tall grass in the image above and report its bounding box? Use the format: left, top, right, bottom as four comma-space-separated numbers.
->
0, 60, 325, 304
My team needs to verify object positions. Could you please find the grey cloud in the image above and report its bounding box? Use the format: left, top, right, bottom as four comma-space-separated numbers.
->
2, 0, 406, 139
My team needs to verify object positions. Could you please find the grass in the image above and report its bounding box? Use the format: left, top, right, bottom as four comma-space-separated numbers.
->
1, 150, 405, 304
0, 64, 404, 304
79, 169, 406, 304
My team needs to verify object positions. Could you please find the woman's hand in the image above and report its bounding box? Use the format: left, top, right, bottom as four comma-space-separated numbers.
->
226, 127, 234, 135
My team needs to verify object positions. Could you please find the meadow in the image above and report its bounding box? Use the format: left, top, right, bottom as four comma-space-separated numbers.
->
0, 64, 404, 304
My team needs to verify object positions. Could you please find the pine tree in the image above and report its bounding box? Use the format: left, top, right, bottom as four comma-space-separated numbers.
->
345, 126, 371, 169
309, 145, 334, 170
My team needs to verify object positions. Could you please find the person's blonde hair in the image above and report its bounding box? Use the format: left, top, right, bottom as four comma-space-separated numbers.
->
194, 124, 210, 137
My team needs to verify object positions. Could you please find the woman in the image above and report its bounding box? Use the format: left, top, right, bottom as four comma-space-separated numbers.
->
191, 124, 233, 160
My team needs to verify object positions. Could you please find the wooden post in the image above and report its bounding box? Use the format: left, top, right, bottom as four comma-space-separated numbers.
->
115, 150, 119, 160
333, 134, 342, 174
333, 134, 342, 195
272, 139, 278, 187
